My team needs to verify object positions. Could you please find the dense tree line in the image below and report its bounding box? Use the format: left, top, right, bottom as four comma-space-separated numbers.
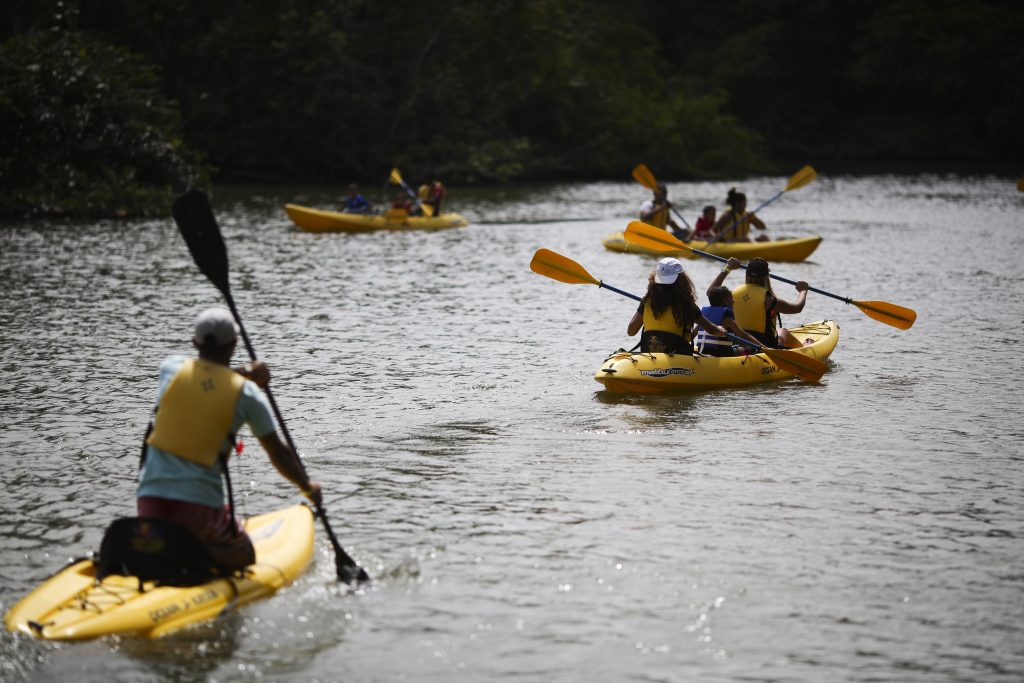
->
1, 0, 1020, 217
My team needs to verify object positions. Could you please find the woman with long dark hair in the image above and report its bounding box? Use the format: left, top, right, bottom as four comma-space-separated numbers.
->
712, 187, 768, 242
627, 258, 729, 354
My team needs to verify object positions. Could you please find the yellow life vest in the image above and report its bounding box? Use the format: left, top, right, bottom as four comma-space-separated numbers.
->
724, 210, 750, 241
643, 204, 669, 229
732, 283, 772, 334
643, 300, 686, 338
146, 358, 246, 468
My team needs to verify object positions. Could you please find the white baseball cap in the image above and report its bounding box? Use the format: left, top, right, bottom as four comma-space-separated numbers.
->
193, 307, 238, 347
654, 257, 684, 284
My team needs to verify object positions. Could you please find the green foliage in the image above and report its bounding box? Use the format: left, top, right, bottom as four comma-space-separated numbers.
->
2, 0, 1018, 218
0, 27, 210, 218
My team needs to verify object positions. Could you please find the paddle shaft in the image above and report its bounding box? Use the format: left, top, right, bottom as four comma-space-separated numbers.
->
391, 170, 434, 216
685, 245, 857, 305
602, 282, 641, 302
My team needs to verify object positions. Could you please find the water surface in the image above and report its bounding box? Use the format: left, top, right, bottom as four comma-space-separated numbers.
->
1, 174, 1022, 682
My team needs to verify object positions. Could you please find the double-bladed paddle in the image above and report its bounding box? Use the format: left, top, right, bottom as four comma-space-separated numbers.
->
706, 165, 817, 245
624, 220, 917, 330
631, 163, 693, 232
529, 248, 828, 382
172, 189, 370, 584
389, 167, 435, 217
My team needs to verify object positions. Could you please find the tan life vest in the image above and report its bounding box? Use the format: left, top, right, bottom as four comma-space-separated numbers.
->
146, 358, 246, 468
643, 204, 669, 229
732, 283, 772, 334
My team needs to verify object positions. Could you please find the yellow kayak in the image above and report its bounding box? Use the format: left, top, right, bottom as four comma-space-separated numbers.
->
602, 230, 822, 262
286, 203, 469, 232
595, 321, 839, 394
5, 504, 314, 640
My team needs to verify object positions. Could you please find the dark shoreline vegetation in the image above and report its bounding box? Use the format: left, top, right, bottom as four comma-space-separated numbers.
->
2, 0, 1021, 218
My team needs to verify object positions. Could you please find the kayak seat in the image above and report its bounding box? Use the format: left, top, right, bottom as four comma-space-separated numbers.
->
95, 517, 221, 588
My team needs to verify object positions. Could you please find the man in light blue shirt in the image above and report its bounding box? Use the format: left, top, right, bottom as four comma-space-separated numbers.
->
138, 307, 322, 570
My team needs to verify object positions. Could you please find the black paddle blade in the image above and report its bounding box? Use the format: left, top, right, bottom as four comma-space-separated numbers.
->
339, 559, 371, 584
171, 189, 232, 298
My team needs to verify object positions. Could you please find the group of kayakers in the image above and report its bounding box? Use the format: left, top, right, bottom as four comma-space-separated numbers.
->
628, 255, 809, 357
343, 178, 447, 217
639, 184, 769, 243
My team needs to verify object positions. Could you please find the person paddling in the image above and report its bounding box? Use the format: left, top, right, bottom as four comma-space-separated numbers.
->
342, 183, 373, 214
626, 257, 728, 354
137, 307, 322, 572
639, 183, 685, 238
712, 188, 768, 242
706, 257, 808, 348
695, 267, 762, 356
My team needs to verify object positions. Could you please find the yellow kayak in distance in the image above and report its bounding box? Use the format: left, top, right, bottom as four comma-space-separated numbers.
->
4, 504, 314, 641
602, 230, 822, 262
595, 321, 839, 394
286, 203, 469, 232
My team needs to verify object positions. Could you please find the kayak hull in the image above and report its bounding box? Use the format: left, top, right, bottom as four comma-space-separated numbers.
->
602, 231, 822, 262
4, 504, 314, 641
286, 203, 469, 232
595, 321, 839, 394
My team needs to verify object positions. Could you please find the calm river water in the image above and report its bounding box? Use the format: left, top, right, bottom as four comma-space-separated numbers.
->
1, 173, 1022, 682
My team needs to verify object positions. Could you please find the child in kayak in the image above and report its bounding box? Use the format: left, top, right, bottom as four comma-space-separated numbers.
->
706, 257, 809, 348
691, 205, 717, 240
695, 263, 763, 356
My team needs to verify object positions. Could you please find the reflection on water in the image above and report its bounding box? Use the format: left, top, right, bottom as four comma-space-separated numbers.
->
2, 175, 1023, 681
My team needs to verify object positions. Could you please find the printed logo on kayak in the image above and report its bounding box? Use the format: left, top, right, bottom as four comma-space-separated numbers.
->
639, 368, 695, 377
148, 587, 220, 624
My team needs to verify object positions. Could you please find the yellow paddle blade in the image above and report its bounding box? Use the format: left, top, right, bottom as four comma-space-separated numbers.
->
784, 165, 817, 192
420, 203, 435, 217
853, 300, 917, 330
762, 348, 827, 383
1017, 177, 1023, 192
624, 220, 690, 252
389, 167, 403, 185
530, 249, 600, 286
631, 163, 658, 190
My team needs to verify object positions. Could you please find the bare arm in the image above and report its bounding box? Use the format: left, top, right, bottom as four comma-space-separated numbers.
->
705, 257, 742, 296
723, 318, 762, 347
627, 309, 644, 337
695, 314, 727, 338
772, 281, 809, 315
258, 432, 323, 506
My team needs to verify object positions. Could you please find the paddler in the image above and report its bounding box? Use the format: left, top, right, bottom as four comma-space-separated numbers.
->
627, 257, 728, 354
712, 188, 769, 242
137, 307, 322, 571
639, 182, 685, 238
707, 257, 808, 348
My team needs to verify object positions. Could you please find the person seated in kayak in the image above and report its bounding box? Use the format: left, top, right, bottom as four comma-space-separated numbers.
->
626, 257, 728, 354
712, 188, 769, 242
388, 194, 415, 216
691, 205, 717, 240
639, 183, 685, 238
342, 183, 373, 214
137, 307, 323, 572
694, 271, 763, 356
706, 257, 808, 348
423, 179, 446, 215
